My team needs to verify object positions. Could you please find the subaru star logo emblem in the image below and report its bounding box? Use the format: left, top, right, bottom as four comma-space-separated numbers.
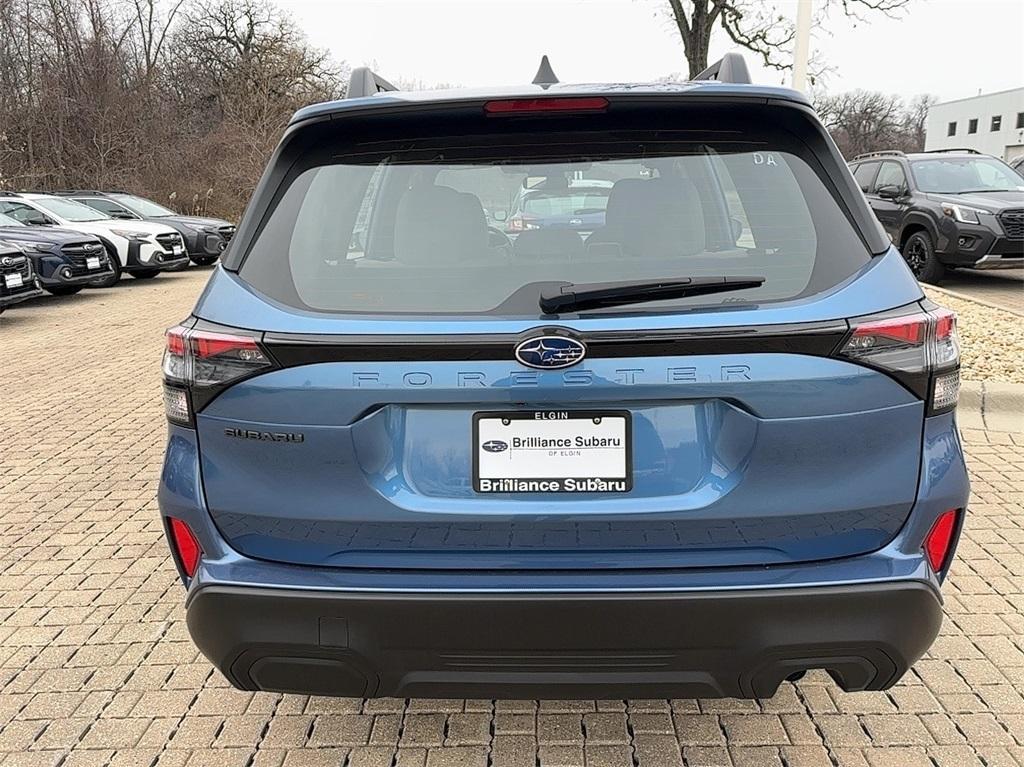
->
482, 440, 509, 453
514, 335, 587, 370
1, 257, 12, 267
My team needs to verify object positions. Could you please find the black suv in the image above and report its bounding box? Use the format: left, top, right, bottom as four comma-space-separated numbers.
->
56, 191, 235, 267
0, 211, 114, 295
0, 240, 44, 313
849, 149, 1023, 283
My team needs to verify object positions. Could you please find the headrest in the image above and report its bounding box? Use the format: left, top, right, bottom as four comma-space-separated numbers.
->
394, 185, 488, 265
512, 229, 584, 261
602, 177, 706, 257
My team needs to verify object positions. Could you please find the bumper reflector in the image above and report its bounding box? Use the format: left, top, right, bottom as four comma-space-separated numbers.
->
168, 518, 202, 578
924, 510, 959, 572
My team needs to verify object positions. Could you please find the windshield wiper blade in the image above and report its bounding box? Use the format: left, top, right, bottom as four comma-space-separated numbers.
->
539, 276, 766, 314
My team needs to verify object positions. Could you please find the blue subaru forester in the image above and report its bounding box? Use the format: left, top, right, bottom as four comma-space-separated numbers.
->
159, 56, 969, 700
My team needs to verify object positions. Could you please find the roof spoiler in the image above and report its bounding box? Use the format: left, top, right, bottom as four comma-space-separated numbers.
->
693, 53, 752, 85
346, 67, 398, 99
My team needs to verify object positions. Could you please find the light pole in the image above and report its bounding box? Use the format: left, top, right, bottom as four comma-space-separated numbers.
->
792, 0, 813, 91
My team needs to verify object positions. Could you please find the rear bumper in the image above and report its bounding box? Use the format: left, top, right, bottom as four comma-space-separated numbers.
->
186, 580, 943, 699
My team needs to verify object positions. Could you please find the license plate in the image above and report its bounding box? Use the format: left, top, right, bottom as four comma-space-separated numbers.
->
473, 410, 631, 493
86, 256, 101, 270
4, 273, 23, 289
173, 245, 184, 255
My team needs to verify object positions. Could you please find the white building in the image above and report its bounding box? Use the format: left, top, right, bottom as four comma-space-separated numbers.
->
924, 88, 1024, 162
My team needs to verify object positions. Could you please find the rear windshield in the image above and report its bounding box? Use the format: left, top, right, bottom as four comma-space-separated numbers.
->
240, 125, 871, 316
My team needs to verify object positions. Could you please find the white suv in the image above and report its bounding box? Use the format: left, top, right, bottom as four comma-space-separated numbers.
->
0, 193, 189, 286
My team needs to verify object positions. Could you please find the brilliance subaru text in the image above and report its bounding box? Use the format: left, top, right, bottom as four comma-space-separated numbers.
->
159, 55, 969, 700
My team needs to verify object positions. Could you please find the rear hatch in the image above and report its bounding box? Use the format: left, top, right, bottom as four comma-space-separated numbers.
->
179, 93, 933, 570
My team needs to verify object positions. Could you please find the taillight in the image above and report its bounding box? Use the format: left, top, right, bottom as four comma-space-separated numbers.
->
506, 216, 538, 233
484, 97, 609, 115
839, 306, 960, 414
162, 323, 274, 426
924, 509, 960, 573
167, 517, 202, 578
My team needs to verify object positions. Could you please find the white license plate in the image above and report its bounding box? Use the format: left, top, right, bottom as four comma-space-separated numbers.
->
4, 273, 23, 289
473, 410, 631, 493
86, 256, 101, 270
173, 245, 184, 255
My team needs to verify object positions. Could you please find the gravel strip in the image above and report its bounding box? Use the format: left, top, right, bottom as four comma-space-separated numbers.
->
924, 286, 1024, 384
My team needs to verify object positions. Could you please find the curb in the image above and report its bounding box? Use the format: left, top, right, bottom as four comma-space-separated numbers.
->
959, 380, 1024, 433
924, 283, 1024, 318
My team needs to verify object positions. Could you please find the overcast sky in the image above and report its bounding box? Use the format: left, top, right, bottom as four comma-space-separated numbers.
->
275, 0, 1023, 103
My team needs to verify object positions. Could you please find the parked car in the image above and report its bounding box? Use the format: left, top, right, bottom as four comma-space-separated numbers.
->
0, 211, 114, 295
505, 178, 612, 235
0, 193, 188, 287
57, 191, 235, 267
849, 149, 1024, 283
0, 240, 44, 313
1011, 155, 1024, 177
160, 56, 969, 701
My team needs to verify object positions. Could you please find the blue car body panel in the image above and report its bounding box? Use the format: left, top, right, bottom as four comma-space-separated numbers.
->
195, 358, 923, 570
162, 408, 967, 591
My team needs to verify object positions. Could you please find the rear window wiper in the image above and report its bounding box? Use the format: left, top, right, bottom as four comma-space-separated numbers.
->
539, 276, 766, 314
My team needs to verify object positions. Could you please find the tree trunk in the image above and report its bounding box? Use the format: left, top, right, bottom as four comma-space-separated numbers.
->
668, 0, 713, 79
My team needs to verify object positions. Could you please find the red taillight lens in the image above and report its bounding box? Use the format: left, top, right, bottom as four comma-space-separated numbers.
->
168, 517, 202, 578
924, 509, 959, 572
192, 332, 263, 360
848, 316, 927, 346
162, 323, 274, 426
166, 329, 187, 356
484, 97, 609, 115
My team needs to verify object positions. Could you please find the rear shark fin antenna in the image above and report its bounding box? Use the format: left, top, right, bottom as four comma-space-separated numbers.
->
532, 55, 559, 87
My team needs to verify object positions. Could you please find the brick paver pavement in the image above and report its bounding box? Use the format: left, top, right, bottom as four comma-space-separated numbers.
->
1, 268, 1023, 767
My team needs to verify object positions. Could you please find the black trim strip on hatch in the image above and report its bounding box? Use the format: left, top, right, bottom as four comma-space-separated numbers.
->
261, 320, 851, 366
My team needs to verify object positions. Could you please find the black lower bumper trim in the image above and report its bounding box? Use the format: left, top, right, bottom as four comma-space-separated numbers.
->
39, 269, 113, 287
186, 582, 943, 699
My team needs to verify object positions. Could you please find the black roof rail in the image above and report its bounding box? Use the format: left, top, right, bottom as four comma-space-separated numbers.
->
346, 67, 398, 99
50, 190, 121, 196
923, 147, 982, 155
0, 191, 22, 197
693, 53, 752, 85
851, 150, 906, 161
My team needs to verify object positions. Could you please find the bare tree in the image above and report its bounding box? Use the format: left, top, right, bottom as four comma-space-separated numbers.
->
0, 0, 345, 217
815, 89, 935, 158
663, 0, 910, 79
903, 93, 938, 152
